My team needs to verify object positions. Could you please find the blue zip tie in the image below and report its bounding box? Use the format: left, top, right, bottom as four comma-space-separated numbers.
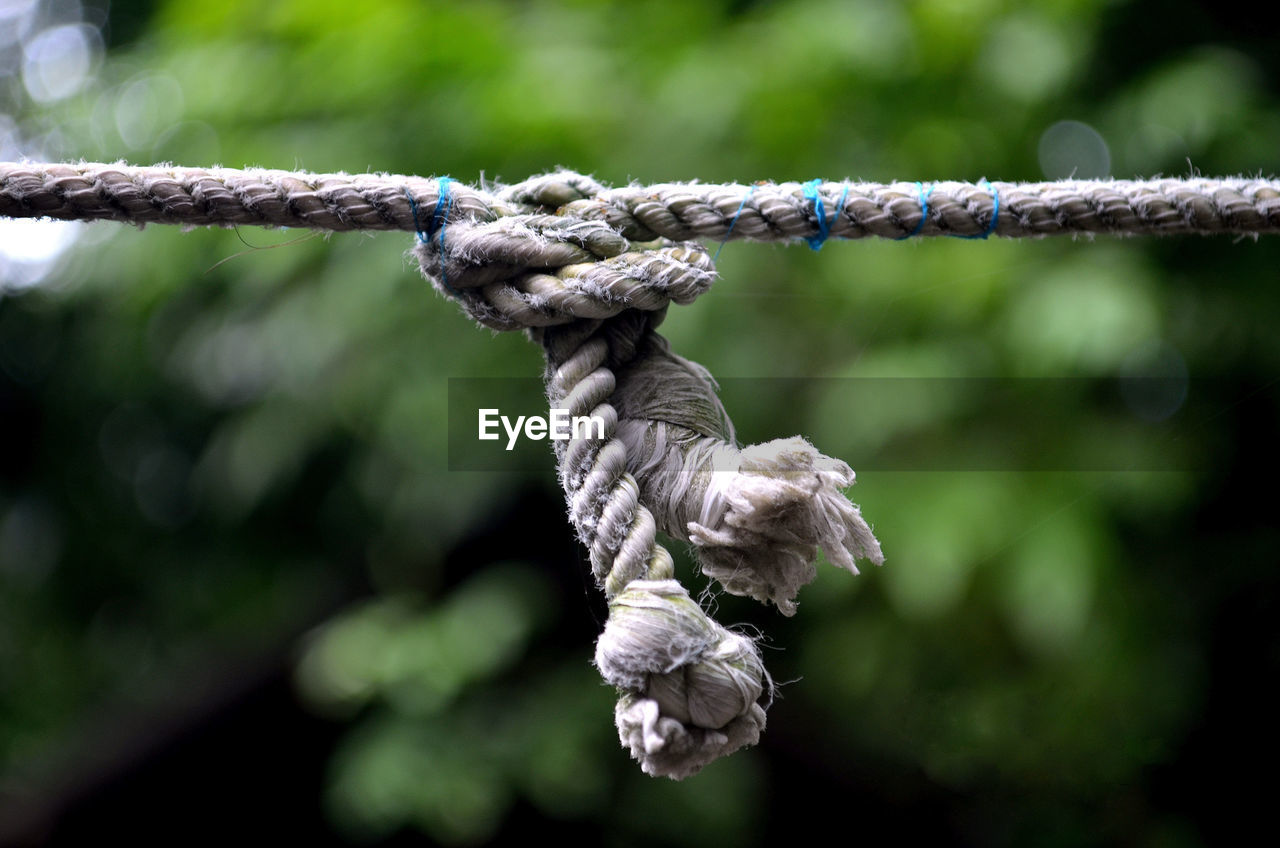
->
896, 181, 934, 240
405, 178, 457, 293
713, 185, 754, 262
802, 179, 848, 251
955, 178, 998, 240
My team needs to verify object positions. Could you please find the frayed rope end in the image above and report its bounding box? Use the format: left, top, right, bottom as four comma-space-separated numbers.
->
595, 579, 770, 779
689, 436, 884, 616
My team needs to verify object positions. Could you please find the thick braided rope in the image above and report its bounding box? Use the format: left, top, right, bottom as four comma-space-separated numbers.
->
3, 161, 1280, 239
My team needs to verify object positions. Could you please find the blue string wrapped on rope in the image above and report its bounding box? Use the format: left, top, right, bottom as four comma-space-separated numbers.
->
802, 179, 850, 251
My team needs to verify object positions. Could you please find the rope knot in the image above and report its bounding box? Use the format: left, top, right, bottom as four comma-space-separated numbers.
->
413, 170, 882, 779
596, 579, 769, 779
413, 206, 716, 331
498, 169, 608, 209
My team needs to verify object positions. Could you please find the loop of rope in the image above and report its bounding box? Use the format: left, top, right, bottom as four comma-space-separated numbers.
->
413, 213, 716, 331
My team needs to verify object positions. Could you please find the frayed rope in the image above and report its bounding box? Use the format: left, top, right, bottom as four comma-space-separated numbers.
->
409, 171, 884, 779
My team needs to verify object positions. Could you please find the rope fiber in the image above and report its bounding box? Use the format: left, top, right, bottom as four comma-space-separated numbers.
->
5, 161, 1277, 779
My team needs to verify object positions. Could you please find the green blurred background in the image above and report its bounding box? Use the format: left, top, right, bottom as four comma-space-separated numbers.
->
1, 0, 1277, 844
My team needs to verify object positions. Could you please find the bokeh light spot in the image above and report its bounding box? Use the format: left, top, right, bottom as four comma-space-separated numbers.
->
21, 23, 99, 103
1039, 120, 1111, 180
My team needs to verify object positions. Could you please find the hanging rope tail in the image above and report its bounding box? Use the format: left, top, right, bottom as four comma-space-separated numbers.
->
4, 161, 1280, 778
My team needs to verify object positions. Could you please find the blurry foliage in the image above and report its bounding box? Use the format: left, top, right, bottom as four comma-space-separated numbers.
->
1, 0, 1278, 845
296, 564, 619, 842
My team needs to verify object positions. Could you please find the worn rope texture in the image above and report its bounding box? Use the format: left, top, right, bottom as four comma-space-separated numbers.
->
3, 161, 1280, 240
410, 172, 884, 779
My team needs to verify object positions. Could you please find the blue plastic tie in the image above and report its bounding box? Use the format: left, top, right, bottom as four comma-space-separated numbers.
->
713, 185, 754, 262
803, 179, 848, 251
955, 178, 998, 240
896, 181, 934, 240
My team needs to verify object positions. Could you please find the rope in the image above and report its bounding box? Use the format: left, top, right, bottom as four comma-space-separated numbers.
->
407, 172, 882, 779
7, 160, 1275, 780
3, 161, 1279, 239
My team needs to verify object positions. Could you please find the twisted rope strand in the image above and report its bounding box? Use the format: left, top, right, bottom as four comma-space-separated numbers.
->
537, 313, 770, 779
3, 162, 1278, 240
